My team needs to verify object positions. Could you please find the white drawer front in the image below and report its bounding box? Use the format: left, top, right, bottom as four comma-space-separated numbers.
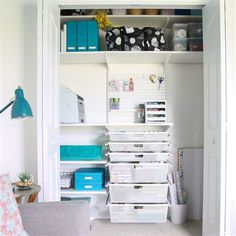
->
108, 152, 169, 162
109, 163, 168, 183
109, 204, 168, 223
109, 184, 168, 203
107, 132, 169, 142
108, 142, 169, 152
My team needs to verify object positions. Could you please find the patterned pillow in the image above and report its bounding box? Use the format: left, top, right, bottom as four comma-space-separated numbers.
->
0, 174, 28, 236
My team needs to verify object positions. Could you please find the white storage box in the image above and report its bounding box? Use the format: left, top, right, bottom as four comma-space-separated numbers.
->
108, 152, 170, 162
108, 163, 168, 183
109, 184, 168, 203
108, 142, 170, 152
109, 204, 168, 223
107, 131, 169, 142
60, 85, 85, 124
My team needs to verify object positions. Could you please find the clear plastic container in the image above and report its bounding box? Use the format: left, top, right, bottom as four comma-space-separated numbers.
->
172, 23, 188, 38
188, 23, 203, 38
188, 38, 203, 51
172, 38, 188, 51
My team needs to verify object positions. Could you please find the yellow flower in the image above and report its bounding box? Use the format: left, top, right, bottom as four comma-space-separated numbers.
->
95, 11, 112, 31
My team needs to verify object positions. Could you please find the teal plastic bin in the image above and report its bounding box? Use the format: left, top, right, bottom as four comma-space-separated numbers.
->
60, 145, 103, 161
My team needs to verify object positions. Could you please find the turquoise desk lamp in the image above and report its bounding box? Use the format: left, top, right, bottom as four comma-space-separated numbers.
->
0, 86, 33, 118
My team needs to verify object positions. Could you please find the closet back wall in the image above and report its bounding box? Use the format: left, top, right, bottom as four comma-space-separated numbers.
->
60, 63, 203, 169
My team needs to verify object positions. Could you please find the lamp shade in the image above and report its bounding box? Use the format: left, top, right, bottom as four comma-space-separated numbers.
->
11, 87, 33, 119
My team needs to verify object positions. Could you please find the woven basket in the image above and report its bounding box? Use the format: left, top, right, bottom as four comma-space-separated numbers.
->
127, 9, 144, 15
144, 9, 159, 15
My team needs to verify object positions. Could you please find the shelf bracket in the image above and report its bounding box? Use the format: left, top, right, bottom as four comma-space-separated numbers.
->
165, 53, 171, 64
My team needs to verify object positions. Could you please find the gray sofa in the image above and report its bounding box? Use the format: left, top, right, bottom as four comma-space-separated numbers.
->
19, 201, 90, 236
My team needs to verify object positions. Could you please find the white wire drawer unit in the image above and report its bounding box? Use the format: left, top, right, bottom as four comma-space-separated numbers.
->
107, 124, 172, 223
109, 204, 169, 223
108, 162, 168, 183
109, 183, 168, 203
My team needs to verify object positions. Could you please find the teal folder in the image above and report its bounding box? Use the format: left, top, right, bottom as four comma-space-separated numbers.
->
66, 21, 77, 52
87, 21, 100, 51
77, 21, 87, 51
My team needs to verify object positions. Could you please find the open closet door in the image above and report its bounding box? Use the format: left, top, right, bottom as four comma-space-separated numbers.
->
40, 0, 60, 201
203, 0, 226, 235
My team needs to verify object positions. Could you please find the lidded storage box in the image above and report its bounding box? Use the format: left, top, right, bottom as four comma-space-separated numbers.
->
172, 23, 188, 38
74, 168, 105, 191
188, 23, 203, 38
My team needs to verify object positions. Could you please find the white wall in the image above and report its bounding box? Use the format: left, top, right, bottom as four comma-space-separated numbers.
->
0, 0, 37, 182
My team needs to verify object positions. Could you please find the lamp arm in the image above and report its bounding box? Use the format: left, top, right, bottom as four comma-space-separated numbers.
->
0, 100, 14, 114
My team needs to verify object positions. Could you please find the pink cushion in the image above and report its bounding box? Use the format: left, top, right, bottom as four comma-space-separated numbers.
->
0, 173, 28, 236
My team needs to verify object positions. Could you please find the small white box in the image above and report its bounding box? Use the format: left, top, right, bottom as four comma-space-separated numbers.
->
109, 183, 168, 203
109, 203, 168, 223
60, 86, 85, 124
108, 163, 168, 183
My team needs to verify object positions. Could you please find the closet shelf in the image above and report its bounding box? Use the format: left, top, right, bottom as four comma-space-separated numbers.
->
61, 15, 202, 28
60, 189, 107, 195
60, 159, 108, 165
60, 51, 203, 64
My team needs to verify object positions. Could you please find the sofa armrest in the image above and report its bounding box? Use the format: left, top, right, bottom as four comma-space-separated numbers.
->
19, 201, 90, 236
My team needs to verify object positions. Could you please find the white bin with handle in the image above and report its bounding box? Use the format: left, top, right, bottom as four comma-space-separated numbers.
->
107, 142, 170, 152
108, 152, 170, 162
109, 203, 168, 223
109, 183, 168, 203
106, 131, 169, 142
108, 163, 168, 183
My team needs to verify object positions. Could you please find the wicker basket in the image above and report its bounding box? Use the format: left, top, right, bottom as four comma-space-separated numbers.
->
127, 9, 144, 15
144, 9, 159, 15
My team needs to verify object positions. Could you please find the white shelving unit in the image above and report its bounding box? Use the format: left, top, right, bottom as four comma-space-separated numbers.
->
59, 11, 202, 221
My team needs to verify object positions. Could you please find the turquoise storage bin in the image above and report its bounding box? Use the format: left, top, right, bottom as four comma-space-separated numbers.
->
74, 168, 105, 183
74, 182, 104, 191
60, 145, 103, 161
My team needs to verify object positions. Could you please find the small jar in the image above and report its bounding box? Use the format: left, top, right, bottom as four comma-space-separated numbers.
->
137, 104, 145, 123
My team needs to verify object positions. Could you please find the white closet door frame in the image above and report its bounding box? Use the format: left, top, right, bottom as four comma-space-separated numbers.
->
37, 1, 232, 234
37, 0, 60, 201
225, 0, 236, 235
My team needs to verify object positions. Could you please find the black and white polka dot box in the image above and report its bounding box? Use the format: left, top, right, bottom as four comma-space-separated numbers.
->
105, 27, 166, 51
